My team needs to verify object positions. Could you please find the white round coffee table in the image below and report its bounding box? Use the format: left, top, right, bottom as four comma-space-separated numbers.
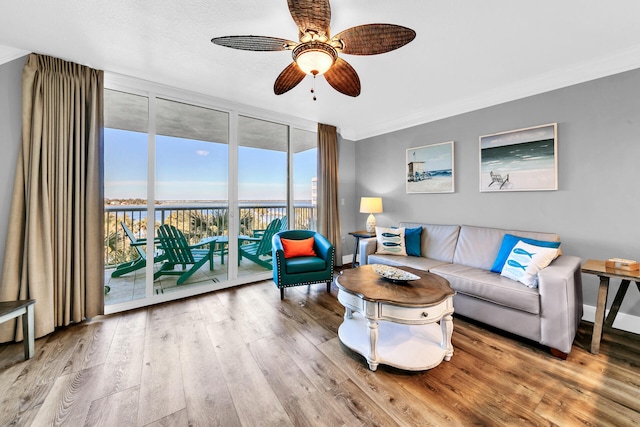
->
335, 265, 455, 371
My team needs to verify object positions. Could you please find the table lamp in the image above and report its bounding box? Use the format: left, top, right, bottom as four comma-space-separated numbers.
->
360, 197, 383, 233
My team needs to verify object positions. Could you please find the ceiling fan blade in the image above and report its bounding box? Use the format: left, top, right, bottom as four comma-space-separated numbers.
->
324, 58, 360, 97
332, 24, 416, 55
287, 0, 331, 39
211, 35, 296, 51
274, 62, 307, 95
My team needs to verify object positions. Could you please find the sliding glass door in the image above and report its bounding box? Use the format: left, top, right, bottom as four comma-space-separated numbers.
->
103, 89, 149, 304
237, 116, 288, 278
154, 98, 229, 294
103, 83, 317, 312
292, 128, 318, 231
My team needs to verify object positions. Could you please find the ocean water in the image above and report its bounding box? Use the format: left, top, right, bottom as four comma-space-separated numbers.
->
428, 169, 453, 177
481, 138, 555, 173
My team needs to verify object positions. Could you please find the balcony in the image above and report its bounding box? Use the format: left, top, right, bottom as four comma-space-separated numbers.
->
104, 202, 317, 305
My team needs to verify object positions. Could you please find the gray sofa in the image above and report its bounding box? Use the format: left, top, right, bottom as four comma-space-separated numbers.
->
359, 222, 583, 358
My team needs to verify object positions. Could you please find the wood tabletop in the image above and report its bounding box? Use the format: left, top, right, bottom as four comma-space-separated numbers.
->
335, 265, 454, 307
0, 299, 35, 316
581, 259, 640, 281
348, 230, 376, 238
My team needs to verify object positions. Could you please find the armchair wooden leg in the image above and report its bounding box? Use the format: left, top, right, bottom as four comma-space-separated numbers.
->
280, 288, 284, 300
326, 281, 331, 293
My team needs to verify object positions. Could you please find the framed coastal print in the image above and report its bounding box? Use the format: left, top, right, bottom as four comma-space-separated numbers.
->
406, 141, 454, 194
479, 123, 557, 192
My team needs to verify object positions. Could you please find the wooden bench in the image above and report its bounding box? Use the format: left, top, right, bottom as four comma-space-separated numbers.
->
0, 300, 35, 359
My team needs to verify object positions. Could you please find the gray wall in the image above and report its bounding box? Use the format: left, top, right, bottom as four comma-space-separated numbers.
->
0, 55, 27, 279
337, 133, 357, 264
355, 68, 640, 321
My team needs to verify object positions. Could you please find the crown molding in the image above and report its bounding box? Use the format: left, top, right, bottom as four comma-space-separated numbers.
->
0, 46, 29, 66
344, 44, 640, 141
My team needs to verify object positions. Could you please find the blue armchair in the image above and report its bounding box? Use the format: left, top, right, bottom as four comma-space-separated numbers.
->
272, 230, 336, 300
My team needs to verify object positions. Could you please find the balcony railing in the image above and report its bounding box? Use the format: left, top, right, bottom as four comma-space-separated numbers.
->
104, 202, 317, 267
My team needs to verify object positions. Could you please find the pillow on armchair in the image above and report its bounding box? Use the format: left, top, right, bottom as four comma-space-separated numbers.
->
281, 237, 317, 258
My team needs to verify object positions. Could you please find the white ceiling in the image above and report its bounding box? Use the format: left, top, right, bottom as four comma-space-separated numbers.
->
2, 1, 640, 140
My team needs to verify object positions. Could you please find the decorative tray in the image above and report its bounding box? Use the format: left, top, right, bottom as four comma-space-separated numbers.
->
371, 264, 420, 283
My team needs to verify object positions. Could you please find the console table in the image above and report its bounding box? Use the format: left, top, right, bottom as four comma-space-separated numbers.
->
581, 259, 640, 354
0, 299, 36, 360
348, 230, 375, 267
335, 265, 455, 371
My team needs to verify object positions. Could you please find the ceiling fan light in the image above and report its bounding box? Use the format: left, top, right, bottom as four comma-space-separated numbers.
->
297, 50, 333, 75
293, 41, 337, 75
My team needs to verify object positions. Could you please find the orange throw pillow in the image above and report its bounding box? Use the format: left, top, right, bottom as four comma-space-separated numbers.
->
281, 237, 317, 259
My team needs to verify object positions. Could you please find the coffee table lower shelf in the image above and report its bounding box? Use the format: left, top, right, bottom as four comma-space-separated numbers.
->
338, 311, 450, 371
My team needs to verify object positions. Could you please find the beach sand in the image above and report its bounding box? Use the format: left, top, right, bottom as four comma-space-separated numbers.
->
480, 168, 556, 191
407, 176, 454, 193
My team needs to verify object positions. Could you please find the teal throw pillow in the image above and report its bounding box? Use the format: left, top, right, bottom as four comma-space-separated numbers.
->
405, 226, 422, 257
391, 226, 422, 257
491, 234, 561, 273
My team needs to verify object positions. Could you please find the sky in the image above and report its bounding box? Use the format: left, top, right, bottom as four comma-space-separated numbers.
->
104, 128, 317, 201
480, 124, 556, 149
407, 141, 453, 171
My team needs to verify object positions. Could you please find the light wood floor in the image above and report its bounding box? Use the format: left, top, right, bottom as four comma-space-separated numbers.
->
1, 276, 639, 426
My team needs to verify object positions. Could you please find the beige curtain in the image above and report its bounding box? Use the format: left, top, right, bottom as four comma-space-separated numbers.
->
0, 53, 104, 343
317, 123, 342, 266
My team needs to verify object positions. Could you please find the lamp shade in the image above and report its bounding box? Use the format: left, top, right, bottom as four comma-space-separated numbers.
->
360, 197, 382, 232
360, 197, 383, 214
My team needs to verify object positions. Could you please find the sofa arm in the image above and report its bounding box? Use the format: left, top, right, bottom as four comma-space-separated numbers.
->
538, 255, 583, 354
358, 237, 377, 266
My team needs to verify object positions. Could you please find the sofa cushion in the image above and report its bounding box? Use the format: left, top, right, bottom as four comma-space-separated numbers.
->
375, 226, 407, 256
368, 254, 450, 271
501, 241, 559, 288
430, 263, 541, 314
453, 225, 559, 270
490, 234, 561, 273
399, 222, 460, 262
285, 256, 326, 274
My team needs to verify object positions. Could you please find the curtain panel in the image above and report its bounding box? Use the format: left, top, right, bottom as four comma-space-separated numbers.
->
317, 123, 342, 266
0, 53, 104, 342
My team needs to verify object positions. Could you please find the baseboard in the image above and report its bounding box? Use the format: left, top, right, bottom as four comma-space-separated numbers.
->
582, 304, 640, 335
341, 254, 352, 266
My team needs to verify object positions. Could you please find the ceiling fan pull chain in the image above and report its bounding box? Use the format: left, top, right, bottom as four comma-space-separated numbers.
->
311, 74, 317, 101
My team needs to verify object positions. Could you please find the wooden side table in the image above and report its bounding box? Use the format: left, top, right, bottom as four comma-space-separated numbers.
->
348, 230, 376, 267
581, 259, 640, 354
0, 299, 36, 359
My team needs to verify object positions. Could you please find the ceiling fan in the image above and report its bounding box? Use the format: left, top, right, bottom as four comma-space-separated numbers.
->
211, 0, 415, 98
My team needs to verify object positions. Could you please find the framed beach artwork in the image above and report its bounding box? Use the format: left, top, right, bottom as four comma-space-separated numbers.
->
406, 141, 454, 194
479, 123, 558, 192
